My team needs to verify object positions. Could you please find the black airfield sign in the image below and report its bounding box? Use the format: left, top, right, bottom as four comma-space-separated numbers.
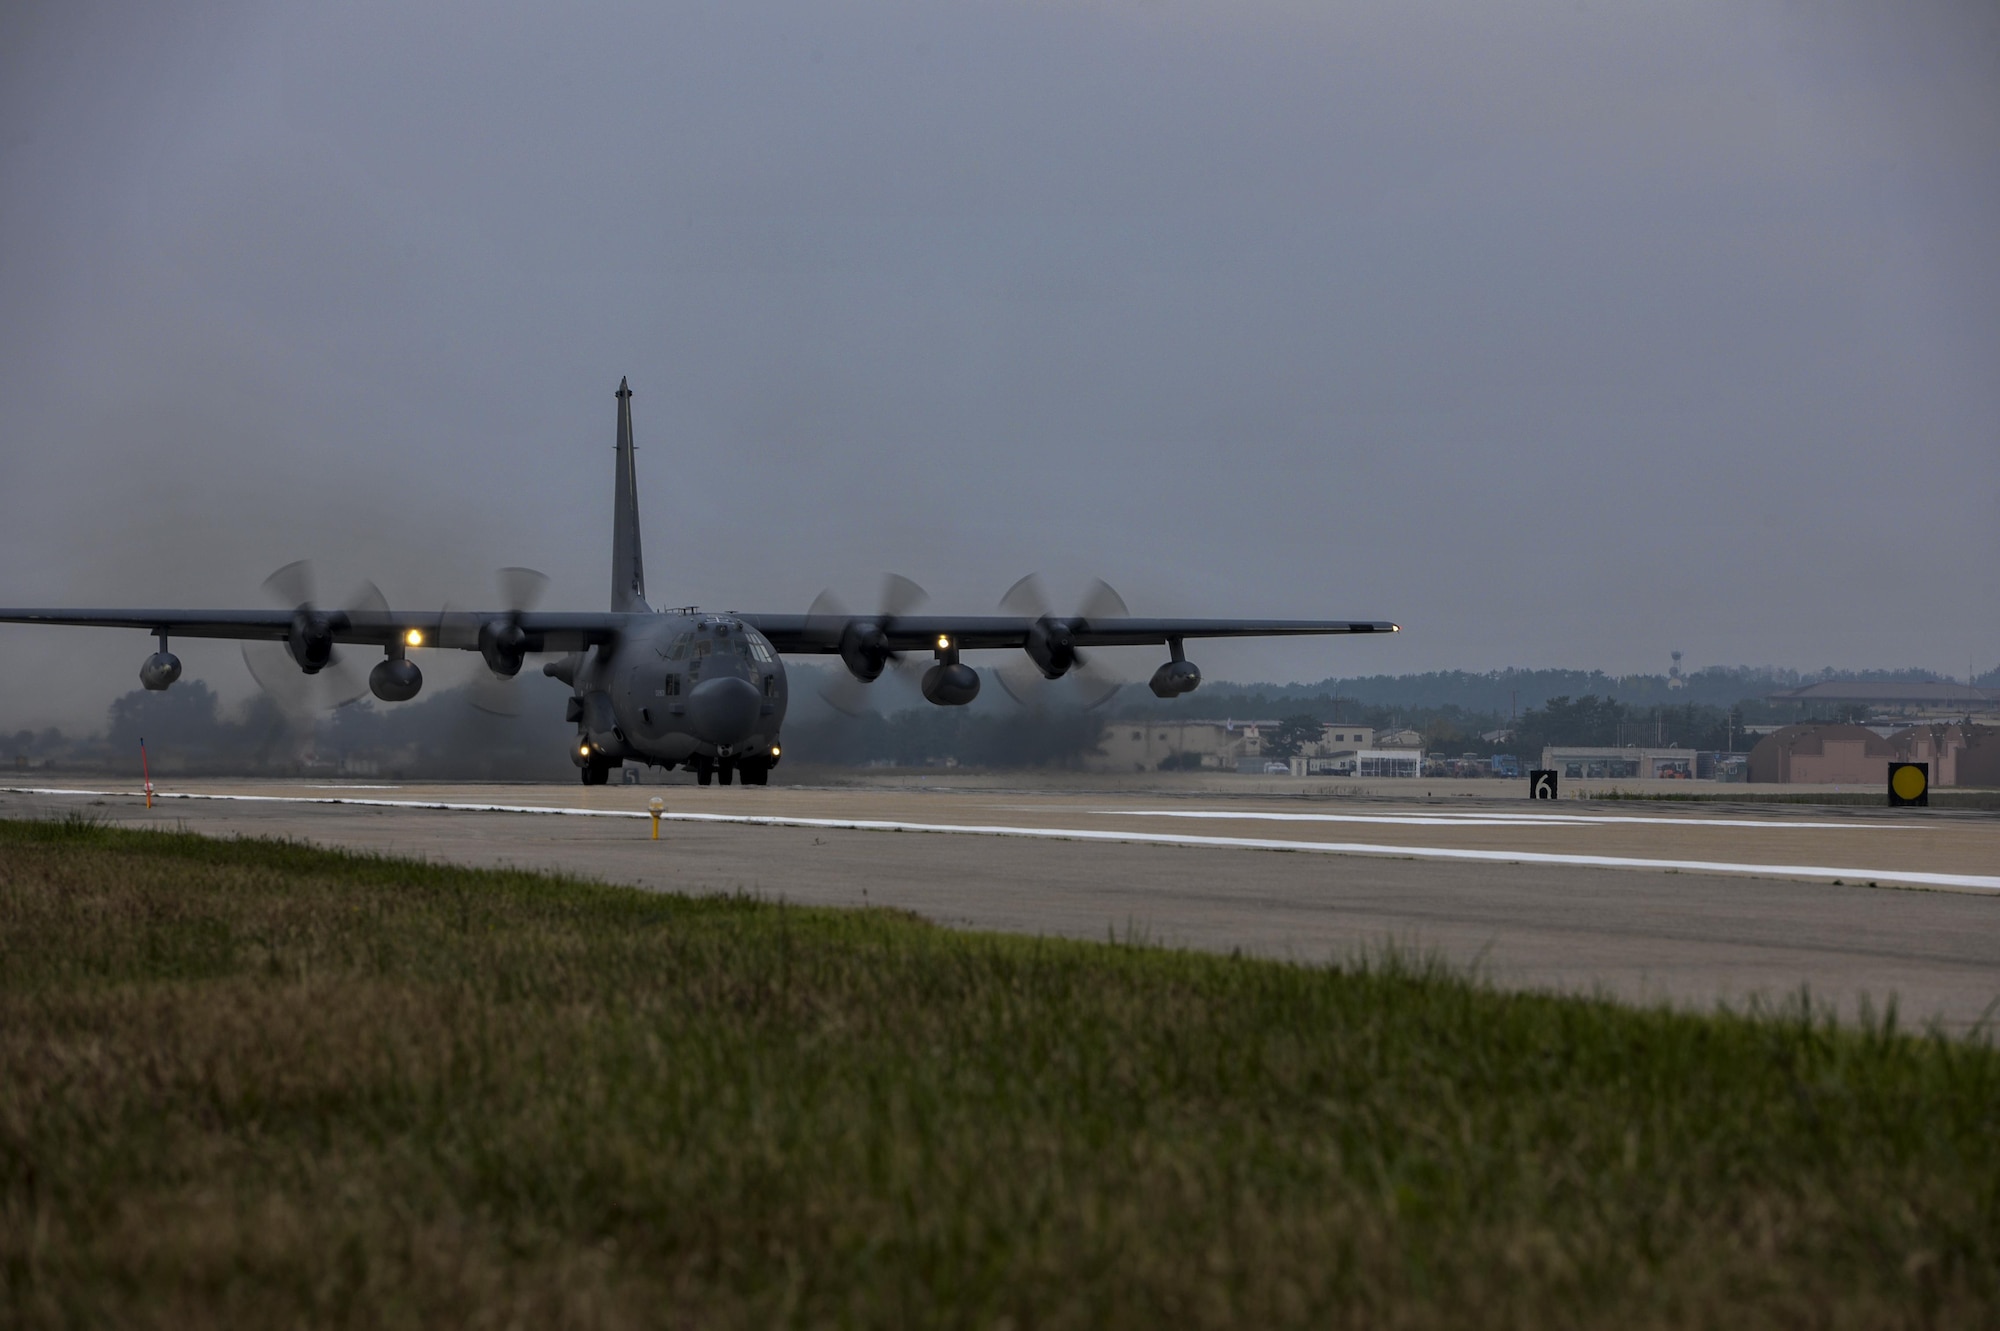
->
1529, 769, 1560, 800
1888, 761, 1929, 808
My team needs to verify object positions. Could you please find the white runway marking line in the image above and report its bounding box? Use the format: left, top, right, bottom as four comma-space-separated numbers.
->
1073, 808, 1924, 832
10, 786, 1998, 894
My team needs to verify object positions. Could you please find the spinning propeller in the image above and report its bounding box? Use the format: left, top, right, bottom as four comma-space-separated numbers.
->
450, 566, 551, 717
240, 560, 390, 713
992, 573, 1129, 711
806, 573, 930, 717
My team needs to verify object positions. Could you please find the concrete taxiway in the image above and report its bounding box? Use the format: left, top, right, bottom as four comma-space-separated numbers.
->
5, 780, 1997, 1028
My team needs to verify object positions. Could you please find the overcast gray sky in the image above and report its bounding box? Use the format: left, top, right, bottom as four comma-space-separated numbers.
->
3, 0, 1996, 731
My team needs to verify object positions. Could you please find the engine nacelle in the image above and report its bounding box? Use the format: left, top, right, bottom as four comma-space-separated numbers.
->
287, 610, 335, 673
139, 651, 182, 692
1023, 619, 1078, 679
1148, 659, 1202, 698
369, 658, 423, 702
921, 661, 981, 707
478, 619, 528, 677
838, 620, 890, 682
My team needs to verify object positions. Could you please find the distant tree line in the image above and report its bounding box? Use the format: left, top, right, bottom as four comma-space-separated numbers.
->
1107, 661, 1991, 759
10, 658, 1989, 778
1119, 664, 1974, 719
1113, 690, 1765, 759
13, 675, 1107, 777
781, 707, 1105, 769
1508, 697, 1744, 755
17, 677, 579, 780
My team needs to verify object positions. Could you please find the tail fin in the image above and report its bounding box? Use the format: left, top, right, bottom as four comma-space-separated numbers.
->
611, 377, 649, 613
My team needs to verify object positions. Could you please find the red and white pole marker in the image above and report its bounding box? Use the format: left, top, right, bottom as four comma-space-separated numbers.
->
140, 737, 153, 809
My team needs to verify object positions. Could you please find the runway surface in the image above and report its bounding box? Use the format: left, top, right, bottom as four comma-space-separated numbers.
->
6, 780, 1998, 1027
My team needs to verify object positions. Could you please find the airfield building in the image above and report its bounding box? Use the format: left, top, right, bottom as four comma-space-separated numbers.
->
1763, 681, 1999, 720
1090, 721, 1390, 774
1746, 722, 2000, 787
1539, 747, 1699, 781
1286, 750, 1423, 778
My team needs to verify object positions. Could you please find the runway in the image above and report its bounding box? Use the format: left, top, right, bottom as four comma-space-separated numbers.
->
5, 780, 1998, 1027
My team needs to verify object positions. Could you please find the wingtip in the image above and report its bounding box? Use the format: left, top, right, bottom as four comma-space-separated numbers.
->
616, 375, 631, 397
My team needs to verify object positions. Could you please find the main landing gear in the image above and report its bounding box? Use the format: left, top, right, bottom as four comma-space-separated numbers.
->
691, 756, 771, 787
580, 755, 613, 786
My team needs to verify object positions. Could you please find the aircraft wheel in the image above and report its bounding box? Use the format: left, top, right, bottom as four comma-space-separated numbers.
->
581, 760, 610, 786
717, 761, 735, 786
739, 760, 769, 787
694, 756, 714, 787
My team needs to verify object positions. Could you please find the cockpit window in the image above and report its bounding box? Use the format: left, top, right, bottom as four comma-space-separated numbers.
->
668, 632, 692, 661
747, 636, 775, 664
694, 639, 712, 658
733, 637, 755, 662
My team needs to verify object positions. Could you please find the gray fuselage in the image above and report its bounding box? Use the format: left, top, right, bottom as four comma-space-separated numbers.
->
572, 612, 789, 778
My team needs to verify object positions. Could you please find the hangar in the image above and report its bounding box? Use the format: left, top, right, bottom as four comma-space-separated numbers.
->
1748, 722, 2000, 786
1764, 680, 1998, 719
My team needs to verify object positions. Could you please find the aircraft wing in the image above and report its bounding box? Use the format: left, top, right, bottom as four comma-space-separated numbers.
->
0, 608, 634, 654
745, 614, 1399, 654
0, 607, 1396, 655
0, 609, 301, 640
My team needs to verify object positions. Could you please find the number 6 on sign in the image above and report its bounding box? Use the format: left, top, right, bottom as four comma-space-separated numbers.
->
1529, 769, 1560, 800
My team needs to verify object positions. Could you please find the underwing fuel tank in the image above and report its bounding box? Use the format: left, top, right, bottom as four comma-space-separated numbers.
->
921, 661, 980, 706
1148, 659, 1201, 698
369, 658, 422, 702
139, 651, 182, 691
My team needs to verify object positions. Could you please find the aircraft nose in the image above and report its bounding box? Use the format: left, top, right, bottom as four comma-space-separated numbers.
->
686, 675, 762, 747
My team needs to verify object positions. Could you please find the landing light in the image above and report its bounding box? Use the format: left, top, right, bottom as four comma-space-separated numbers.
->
579, 743, 591, 757
770, 745, 781, 757
404, 628, 424, 648
936, 635, 951, 649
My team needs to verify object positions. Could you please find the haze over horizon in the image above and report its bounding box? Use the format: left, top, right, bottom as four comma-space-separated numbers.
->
3, 0, 1996, 733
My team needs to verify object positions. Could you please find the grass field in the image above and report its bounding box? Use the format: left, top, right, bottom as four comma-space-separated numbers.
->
2, 818, 1997, 1328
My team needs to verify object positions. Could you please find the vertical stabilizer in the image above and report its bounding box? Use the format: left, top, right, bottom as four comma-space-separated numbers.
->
611, 377, 649, 613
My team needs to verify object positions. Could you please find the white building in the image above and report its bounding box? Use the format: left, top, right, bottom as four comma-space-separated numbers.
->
1089, 720, 1394, 774
1541, 746, 1696, 780
1288, 750, 1422, 778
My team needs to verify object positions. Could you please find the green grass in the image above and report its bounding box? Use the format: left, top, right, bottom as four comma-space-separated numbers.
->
2, 819, 1997, 1329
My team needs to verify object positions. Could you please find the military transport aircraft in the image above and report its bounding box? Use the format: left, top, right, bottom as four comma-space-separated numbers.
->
0, 379, 1399, 786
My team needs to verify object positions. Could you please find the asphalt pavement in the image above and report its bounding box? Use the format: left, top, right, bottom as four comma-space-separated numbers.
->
5, 780, 1996, 1029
